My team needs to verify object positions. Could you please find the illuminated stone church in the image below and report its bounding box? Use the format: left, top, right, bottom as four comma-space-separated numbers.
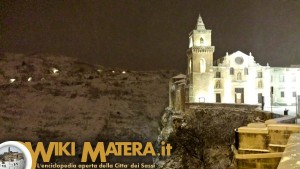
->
169, 15, 300, 111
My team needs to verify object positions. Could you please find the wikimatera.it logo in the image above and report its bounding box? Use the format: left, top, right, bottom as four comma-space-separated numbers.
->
0, 141, 172, 169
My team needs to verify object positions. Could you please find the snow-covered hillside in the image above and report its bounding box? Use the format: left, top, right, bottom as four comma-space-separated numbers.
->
0, 53, 177, 143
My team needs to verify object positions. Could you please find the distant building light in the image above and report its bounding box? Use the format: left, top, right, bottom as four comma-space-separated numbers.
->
122, 71, 126, 74
28, 77, 32, 82
97, 69, 103, 73
51, 68, 59, 74
112, 70, 115, 73
9, 79, 16, 83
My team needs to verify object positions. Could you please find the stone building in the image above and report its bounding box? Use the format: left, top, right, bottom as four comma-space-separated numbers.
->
0, 147, 25, 169
169, 15, 300, 110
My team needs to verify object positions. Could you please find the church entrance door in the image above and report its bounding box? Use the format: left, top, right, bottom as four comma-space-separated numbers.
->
235, 88, 244, 104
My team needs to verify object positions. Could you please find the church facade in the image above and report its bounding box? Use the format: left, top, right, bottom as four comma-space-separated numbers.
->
169, 15, 300, 111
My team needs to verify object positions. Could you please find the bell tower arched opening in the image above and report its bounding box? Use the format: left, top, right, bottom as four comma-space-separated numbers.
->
200, 58, 206, 73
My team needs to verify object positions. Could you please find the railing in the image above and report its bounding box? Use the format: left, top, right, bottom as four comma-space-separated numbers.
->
186, 46, 215, 54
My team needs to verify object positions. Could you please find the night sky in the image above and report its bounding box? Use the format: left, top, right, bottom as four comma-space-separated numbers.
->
1, 0, 299, 71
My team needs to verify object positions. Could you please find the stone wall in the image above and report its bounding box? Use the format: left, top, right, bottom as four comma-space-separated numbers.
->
234, 116, 299, 169
277, 133, 300, 169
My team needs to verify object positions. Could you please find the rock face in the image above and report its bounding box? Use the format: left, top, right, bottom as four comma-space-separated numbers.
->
0, 53, 177, 144
157, 104, 275, 169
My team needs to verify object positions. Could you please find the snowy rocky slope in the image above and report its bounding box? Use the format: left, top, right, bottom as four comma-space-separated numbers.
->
0, 53, 177, 144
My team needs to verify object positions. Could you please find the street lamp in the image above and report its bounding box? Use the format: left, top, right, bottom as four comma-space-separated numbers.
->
270, 86, 273, 113
296, 92, 299, 118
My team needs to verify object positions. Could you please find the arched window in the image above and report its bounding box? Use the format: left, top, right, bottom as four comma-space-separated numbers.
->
200, 58, 206, 73
189, 37, 193, 48
230, 67, 234, 75
171, 84, 176, 91
189, 59, 192, 74
215, 80, 221, 89
200, 37, 204, 45
237, 72, 242, 80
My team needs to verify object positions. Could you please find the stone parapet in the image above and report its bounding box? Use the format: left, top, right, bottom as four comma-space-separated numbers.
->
265, 115, 296, 124
277, 133, 300, 169
235, 116, 300, 168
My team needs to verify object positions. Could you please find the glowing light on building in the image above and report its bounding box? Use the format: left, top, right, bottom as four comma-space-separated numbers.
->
28, 77, 32, 82
122, 71, 126, 74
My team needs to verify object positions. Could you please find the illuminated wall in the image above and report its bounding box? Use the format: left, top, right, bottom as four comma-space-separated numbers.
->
213, 51, 275, 105
199, 51, 300, 106
186, 15, 215, 102
271, 68, 300, 106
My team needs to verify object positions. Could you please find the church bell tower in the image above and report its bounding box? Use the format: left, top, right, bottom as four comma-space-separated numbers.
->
186, 14, 215, 102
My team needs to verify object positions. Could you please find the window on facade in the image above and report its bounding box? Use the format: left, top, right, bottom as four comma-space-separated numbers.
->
244, 68, 248, 75
258, 93, 263, 103
293, 91, 297, 97
257, 72, 263, 78
280, 75, 285, 82
237, 72, 242, 80
216, 71, 221, 78
216, 93, 221, 103
281, 91, 285, 98
230, 67, 234, 75
258, 80, 263, 88
215, 80, 221, 89
200, 37, 204, 45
